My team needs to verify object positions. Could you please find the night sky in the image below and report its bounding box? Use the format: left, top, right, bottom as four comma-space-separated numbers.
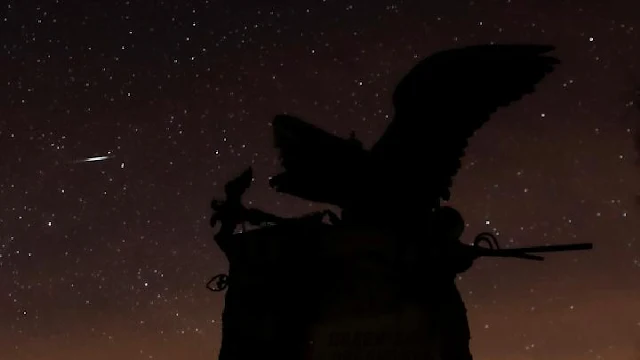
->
2, 0, 640, 359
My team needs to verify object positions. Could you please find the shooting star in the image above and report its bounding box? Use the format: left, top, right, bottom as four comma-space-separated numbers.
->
72, 155, 115, 164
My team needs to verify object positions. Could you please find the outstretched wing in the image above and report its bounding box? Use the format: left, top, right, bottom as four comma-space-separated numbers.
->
371, 44, 559, 204
224, 167, 253, 200
269, 114, 370, 206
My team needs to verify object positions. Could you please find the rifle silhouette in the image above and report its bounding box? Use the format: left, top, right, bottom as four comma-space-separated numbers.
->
470, 232, 593, 261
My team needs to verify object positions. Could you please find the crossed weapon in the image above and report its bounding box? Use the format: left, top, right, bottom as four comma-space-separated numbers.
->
206, 230, 593, 292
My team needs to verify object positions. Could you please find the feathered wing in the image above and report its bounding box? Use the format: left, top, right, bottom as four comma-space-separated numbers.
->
371, 44, 560, 205
269, 114, 371, 206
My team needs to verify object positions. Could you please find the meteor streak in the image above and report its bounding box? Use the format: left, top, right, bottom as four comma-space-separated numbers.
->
72, 155, 114, 164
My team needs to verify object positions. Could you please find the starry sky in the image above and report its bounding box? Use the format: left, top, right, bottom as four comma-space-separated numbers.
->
2, 0, 640, 359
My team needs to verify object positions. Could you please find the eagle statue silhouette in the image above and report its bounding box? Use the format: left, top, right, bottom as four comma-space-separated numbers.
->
268, 44, 560, 226
210, 44, 575, 360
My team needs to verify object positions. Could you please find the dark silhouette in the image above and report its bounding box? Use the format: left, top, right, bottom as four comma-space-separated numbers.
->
209, 167, 286, 256
210, 44, 594, 360
270, 44, 560, 227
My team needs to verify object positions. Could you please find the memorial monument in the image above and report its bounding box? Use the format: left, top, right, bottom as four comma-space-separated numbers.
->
207, 44, 593, 360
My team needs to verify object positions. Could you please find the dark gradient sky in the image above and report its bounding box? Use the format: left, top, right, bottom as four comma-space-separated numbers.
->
2, 0, 640, 359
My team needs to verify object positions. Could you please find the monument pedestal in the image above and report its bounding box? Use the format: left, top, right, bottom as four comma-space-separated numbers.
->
305, 304, 438, 360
